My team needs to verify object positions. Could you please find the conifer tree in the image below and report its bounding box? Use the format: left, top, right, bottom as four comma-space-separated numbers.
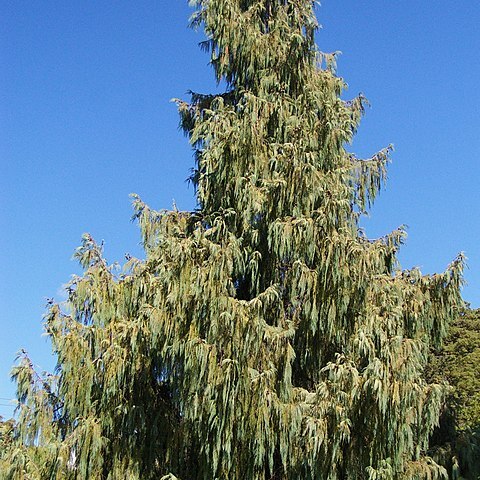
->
1, 1, 464, 479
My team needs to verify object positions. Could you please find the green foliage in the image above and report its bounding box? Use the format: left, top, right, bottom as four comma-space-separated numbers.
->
0, 417, 15, 472
443, 310, 480, 430
1, 1, 464, 479
428, 309, 480, 479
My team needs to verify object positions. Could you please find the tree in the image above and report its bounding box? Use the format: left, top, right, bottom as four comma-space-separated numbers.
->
1, 1, 464, 479
428, 309, 480, 479
0, 416, 16, 472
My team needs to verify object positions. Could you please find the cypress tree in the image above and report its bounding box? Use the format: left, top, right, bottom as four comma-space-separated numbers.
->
1, 1, 464, 479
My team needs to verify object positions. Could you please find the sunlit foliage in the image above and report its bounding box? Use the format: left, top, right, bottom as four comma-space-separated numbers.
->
428, 309, 480, 479
0, 1, 464, 479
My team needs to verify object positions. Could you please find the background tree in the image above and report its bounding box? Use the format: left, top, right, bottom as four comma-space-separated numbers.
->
428, 308, 480, 479
0, 416, 15, 472
1, 1, 464, 479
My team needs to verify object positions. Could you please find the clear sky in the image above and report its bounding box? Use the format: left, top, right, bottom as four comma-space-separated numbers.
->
1, 1, 479, 418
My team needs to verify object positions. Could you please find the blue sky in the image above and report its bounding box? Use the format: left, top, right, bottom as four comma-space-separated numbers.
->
1, 1, 479, 418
